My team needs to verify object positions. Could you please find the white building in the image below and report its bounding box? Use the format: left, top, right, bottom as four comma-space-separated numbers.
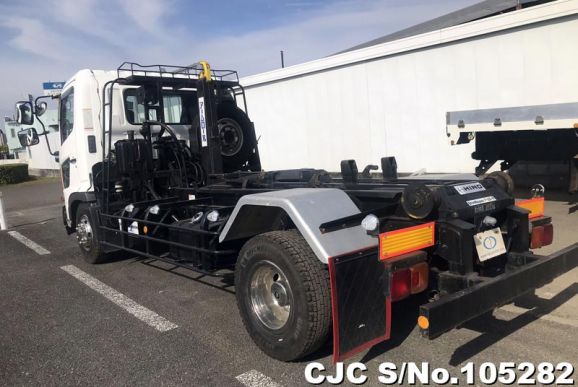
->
4, 110, 60, 175
240, 0, 578, 173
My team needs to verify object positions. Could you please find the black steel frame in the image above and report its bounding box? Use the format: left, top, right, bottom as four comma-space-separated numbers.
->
94, 63, 257, 275
96, 62, 485, 276
419, 242, 578, 339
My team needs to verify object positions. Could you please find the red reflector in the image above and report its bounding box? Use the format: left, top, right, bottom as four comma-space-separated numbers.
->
541, 223, 554, 246
391, 269, 411, 302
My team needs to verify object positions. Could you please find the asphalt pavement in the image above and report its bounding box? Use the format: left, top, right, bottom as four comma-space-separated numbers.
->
0, 179, 576, 386
0, 177, 61, 212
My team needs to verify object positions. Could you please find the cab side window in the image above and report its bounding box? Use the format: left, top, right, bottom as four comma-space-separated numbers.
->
60, 88, 74, 144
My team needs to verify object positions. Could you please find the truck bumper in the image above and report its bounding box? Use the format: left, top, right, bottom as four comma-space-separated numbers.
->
419, 242, 578, 339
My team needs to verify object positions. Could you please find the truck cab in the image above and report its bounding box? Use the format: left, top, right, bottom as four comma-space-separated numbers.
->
18, 64, 258, 232
58, 70, 113, 228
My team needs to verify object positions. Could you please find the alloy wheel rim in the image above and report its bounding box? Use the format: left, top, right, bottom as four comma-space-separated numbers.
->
249, 261, 293, 330
76, 215, 93, 252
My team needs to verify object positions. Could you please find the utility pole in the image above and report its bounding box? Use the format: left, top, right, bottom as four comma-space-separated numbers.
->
280, 51, 285, 68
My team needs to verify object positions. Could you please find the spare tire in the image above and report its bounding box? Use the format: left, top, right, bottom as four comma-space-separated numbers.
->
485, 171, 515, 195
218, 103, 255, 172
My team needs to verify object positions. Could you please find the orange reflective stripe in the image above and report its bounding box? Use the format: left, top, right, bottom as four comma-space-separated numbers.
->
517, 197, 545, 219
379, 222, 435, 260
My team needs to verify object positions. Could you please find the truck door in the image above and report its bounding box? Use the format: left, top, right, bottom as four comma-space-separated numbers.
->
59, 86, 80, 225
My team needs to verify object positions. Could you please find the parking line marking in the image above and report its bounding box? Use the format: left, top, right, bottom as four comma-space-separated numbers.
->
8, 231, 51, 255
60, 265, 178, 332
236, 370, 282, 387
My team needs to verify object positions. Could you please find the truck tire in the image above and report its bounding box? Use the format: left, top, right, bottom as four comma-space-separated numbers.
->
235, 230, 331, 361
75, 204, 108, 264
217, 102, 255, 172
191, 102, 255, 172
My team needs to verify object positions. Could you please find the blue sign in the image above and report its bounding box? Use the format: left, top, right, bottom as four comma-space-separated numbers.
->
42, 82, 65, 90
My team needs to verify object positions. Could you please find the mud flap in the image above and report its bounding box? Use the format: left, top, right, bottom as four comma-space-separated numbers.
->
328, 249, 391, 363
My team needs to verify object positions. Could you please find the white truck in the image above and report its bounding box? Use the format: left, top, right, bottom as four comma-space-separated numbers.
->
446, 102, 578, 192
15, 62, 578, 362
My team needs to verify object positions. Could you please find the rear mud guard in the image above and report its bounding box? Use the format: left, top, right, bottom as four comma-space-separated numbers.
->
328, 248, 391, 362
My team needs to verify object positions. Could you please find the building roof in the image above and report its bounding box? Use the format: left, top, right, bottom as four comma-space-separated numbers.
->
334, 0, 554, 55
241, 0, 571, 87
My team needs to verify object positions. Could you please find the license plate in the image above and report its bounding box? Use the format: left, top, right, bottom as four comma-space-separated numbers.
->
474, 228, 506, 262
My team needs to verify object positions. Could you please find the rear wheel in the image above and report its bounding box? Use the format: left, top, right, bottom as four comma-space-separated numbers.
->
235, 230, 331, 361
76, 204, 108, 264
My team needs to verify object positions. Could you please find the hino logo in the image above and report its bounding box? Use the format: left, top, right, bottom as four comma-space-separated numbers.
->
454, 182, 485, 195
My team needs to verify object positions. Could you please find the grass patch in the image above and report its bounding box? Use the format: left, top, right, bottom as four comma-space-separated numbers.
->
18, 176, 60, 185
0, 164, 29, 185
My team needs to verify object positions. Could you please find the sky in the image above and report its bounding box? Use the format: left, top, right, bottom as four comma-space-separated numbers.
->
0, 0, 479, 122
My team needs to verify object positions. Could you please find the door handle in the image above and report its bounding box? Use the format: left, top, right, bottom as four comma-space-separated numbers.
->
70, 158, 77, 164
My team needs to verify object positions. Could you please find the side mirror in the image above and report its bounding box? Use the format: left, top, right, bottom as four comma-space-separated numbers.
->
36, 101, 48, 117
15, 101, 34, 125
17, 128, 40, 147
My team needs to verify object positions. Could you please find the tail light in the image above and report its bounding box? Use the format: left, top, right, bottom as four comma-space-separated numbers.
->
530, 226, 543, 249
530, 223, 554, 249
410, 262, 429, 294
542, 223, 554, 246
391, 262, 429, 301
391, 269, 411, 301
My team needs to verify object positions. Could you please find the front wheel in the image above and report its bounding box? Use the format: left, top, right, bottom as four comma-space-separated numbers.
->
235, 230, 331, 361
76, 204, 108, 264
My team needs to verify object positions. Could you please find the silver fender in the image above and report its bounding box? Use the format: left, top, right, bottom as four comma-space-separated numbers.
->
218, 188, 377, 264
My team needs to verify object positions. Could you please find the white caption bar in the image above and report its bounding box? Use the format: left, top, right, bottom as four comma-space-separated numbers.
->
60, 265, 178, 332
8, 231, 51, 255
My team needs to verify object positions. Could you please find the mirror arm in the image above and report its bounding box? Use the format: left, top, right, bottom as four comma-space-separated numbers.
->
43, 131, 57, 157
33, 95, 58, 157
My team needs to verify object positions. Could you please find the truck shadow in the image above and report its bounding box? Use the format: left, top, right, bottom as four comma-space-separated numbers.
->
449, 282, 577, 366
139, 258, 235, 294
319, 284, 576, 365
359, 295, 425, 363
296, 295, 426, 364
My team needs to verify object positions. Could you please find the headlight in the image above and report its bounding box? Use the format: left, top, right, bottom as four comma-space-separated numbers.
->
148, 205, 160, 215
124, 204, 134, 213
